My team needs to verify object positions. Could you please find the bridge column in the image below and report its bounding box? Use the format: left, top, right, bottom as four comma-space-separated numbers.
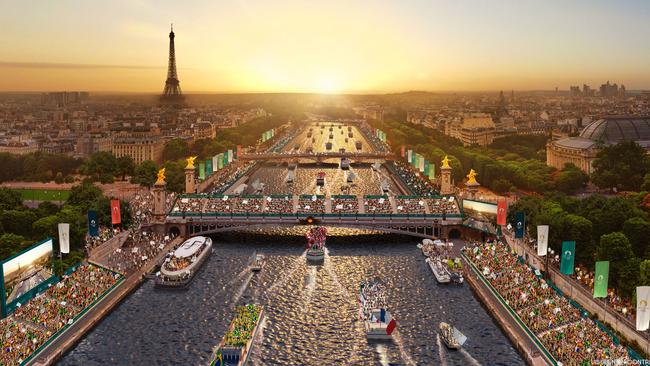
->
185, 167, 196, 194
440, 165, 453, 195
152, 180, 166, 223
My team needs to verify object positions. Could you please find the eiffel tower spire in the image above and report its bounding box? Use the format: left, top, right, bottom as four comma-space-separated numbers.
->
161, 23, 184, 104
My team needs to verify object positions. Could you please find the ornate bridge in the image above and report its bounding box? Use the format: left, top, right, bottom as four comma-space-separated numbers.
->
165, 213, 463, 239
238, 151, 393, 162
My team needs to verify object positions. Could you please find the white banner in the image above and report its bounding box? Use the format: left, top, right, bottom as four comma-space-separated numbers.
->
407, 150, 412, 163
58, 223, 70, 254
212, 155, 219, 171
418, 155, 425, 172
637, 286, 650, 331
537, 225, 549, 256
227, 149, 233, 163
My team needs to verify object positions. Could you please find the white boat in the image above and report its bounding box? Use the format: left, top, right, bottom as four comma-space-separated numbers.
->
346, 171, 356, 183
285, 169, 295, 184
380, 180, 390, 193
371, 162, 381, 171
425, 257, 451, 284
439, 322, 467, 349
156, 236, 212, 288
250, 253, 265, 272
341, 158, 350, 170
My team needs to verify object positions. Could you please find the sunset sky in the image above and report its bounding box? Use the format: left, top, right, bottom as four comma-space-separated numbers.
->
2, 0, 650, 93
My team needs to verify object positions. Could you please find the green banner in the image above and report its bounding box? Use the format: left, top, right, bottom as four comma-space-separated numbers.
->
560, 241, 576, 275
428, 162, 435, 180
424, 160, 430, 176
206, 159, 213, 175
217, 153, 224, 169
223, 151, 229, 166
594, 261, 609, 298
199, 162, 206, 180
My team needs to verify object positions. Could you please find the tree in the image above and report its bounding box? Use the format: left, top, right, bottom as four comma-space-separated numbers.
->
163, 139, 190, 162
596, 232, 636, 295
1, 210, 38, 237
555, 163, 588, 194
642, 173, 650, 192
132, 160, 158, 187
622, 217, 650, 258
82, 151, 118, 182
640, 260, 650, 286
67, 182, 103, 211
0, 188, 22, 210
491, 178, 514, 194
591, 141, 649, 191
116, 156, 135, 181
163, 160, 186, 193
0, 233, 25, 260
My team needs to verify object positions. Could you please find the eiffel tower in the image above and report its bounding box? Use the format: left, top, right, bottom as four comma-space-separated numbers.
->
161, 24, 184, 104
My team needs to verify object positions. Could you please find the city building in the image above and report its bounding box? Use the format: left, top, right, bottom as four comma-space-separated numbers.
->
546, 116, 650, 174
112, 130, 165, 164
449, 113, 496, 146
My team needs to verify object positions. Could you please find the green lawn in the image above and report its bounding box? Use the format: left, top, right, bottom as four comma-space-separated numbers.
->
13, 188, 70, 201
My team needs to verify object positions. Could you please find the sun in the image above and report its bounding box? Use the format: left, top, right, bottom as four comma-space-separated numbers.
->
315, 75, 342, 94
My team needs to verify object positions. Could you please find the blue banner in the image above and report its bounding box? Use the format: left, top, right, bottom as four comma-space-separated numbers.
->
514, 211, 525, 238
88, 210, 99, 237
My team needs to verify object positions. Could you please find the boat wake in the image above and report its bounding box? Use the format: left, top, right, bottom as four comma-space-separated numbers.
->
303, 265, 317, 302
392, 331, 416, 366
323, 248, 356, 307
230, 272, 254, 307
248, 316, 268, 365
436, 334, 448, 366
375, 343, 391, 366
459, 348, 482, 366
267, 250, 307, 294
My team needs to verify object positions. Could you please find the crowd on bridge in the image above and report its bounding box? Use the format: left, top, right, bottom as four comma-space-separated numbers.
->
331, 196, 358, 214
208, 161, 256, 195
0, 264, 120, 366
364, 196, 393, 214
297, 195, 326, 214
395, 197, 426, 214
464, 240, 632, 366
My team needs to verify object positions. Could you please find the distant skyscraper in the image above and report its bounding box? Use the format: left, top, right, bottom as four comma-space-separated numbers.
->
161, 24, 184, 104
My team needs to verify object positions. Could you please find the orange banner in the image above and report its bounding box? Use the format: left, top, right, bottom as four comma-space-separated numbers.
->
110, 199, 121, 225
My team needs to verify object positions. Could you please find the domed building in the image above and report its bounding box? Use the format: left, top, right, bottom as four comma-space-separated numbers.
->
546, 116, 650, 174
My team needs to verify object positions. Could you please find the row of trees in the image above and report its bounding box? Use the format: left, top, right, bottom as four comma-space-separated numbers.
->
507, 193, 650, 299
0, 185, 132, 273
0, 152, 82, 183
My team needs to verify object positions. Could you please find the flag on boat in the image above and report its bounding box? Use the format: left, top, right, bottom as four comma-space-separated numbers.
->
537, 225, 549, 256
560, 241, 575, 275
637, 286, 650, 331
110, 199, 121, 225
386, 318, 397, 335
497, 199, 507, 226
593, 261, 609, 298
87, 210, 99, 237
58, 223, 70, 254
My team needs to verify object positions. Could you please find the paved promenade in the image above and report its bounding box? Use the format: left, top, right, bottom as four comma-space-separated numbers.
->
27, 236, 183, 366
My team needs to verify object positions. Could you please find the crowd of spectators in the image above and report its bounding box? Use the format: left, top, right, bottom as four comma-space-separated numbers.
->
1, 264, 120, 366
572, 265, 636, 323
128, 189, 154, 227
231, 196, 264, 213
331, 195, 359, 214
395, 197, 426, 214
464, 241, 632, 366
102, 231, 175, 276
84, 227, 120, 254
389, 161, 437, 196
357, 122, 390, 153
426, 196, 461, 215
265, 195, 293, 214
364, 196, 393, 214
297, 195, 326, 214
209, 161, 256, 194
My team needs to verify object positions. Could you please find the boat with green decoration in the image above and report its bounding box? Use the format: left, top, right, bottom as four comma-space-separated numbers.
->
210, 304, 264, 366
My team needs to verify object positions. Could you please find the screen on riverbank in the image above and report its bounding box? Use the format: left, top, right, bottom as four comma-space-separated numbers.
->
462, 199, 498, 233
1, 238, 54, 315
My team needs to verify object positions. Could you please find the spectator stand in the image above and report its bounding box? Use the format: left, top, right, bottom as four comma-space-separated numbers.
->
394, 195, 426, 215
364, 195, 393, 215
331, 195, 359, 215
297, 194, 326, 214
264, 194, 294, 215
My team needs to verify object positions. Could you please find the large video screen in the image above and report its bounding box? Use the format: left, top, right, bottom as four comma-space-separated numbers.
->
462, 199, 498, 233
2, 238, 54, 306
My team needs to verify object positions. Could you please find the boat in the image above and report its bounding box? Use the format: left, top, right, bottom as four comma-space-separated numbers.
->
325, 142, 333, 150
339, 148, 346, 153
425, 257, 451, 284
305, 226, 326, 263
359, 279, 397, 340
340, 157, 351, 170
345, 138, 349, 143
316, 172, 326, 186
355, 141, 362, 150
346, 171, 356, 183
371, 162, 381, 171
250, 253, 265, 272
439, 322, 467, 350
155, 236, 212, 289
210, 304, 264, 366
285, 169, 295, 184
307, 131, 312, 138
380, 180, 390, 193
329, 133, 334, 139
347, 126, 352, 131
348, 132, 353, 138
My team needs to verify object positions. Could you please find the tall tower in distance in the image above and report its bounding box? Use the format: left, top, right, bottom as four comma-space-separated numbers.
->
161, 24, 184, 104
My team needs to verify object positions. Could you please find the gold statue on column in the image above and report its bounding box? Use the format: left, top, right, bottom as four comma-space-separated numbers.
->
155, 168, 166, 185
186, 156, 197, 169
441, 155, 451, 169
466, 169, 479, 185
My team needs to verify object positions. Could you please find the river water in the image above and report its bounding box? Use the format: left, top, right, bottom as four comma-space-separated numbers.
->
59, 229, 524, 366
